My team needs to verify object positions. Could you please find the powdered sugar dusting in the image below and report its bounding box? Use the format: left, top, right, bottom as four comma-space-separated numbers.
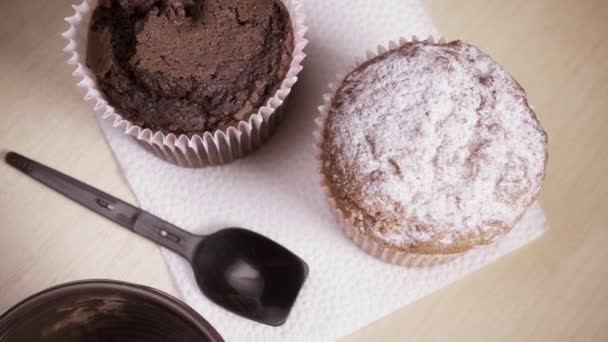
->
322, 41, 547, 253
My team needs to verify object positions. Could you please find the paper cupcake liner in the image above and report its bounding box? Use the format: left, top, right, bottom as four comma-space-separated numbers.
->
313, 36, 464, 267
63, 0, 308, 167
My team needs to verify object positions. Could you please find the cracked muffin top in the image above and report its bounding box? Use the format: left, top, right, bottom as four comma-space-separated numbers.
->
86, 0, 294, 135
321, 40, 547, 254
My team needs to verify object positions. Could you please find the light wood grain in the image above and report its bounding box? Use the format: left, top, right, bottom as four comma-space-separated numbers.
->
1, 1, 607, 341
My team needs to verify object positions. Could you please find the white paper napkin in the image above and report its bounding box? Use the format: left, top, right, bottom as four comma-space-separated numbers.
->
94, 0, 548, 340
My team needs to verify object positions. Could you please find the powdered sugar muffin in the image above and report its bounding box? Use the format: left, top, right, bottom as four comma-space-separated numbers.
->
316, 39, 547, 266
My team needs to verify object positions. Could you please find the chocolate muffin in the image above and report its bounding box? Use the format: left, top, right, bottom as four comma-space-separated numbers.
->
318, 40, 547, 261
86, 0, 294, 135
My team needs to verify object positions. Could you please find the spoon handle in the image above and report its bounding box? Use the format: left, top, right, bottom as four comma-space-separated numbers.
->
5, 152, 200, 260
132, 211, 201, 260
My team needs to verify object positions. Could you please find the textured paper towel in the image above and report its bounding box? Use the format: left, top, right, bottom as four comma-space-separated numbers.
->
93, 0, 548, 341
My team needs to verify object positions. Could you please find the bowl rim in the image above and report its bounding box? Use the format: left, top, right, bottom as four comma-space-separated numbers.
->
0, 279, 224, 342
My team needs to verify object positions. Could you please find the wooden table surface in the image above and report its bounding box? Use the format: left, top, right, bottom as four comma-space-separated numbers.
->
1, 0, 607, 341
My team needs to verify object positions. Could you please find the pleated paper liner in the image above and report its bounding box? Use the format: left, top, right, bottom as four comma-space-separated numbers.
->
63, 0, 308, 167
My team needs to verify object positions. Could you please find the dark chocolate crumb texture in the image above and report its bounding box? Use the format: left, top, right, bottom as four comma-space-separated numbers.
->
86, 0, 294, 135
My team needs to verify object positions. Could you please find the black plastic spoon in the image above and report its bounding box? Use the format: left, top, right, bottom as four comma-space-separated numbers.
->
4, 152, 308, 326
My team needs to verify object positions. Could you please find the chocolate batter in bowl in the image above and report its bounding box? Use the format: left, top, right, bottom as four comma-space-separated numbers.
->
0, 280, 224, 342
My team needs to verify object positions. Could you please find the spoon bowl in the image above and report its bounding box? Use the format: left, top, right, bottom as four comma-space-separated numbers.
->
193, 228, 308, 326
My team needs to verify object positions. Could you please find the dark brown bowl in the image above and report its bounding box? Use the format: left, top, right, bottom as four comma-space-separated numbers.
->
0, 280, 223, 342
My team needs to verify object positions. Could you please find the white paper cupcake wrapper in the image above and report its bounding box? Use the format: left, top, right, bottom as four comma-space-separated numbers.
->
63, 0, 308, 167
313, 36, 464, 267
